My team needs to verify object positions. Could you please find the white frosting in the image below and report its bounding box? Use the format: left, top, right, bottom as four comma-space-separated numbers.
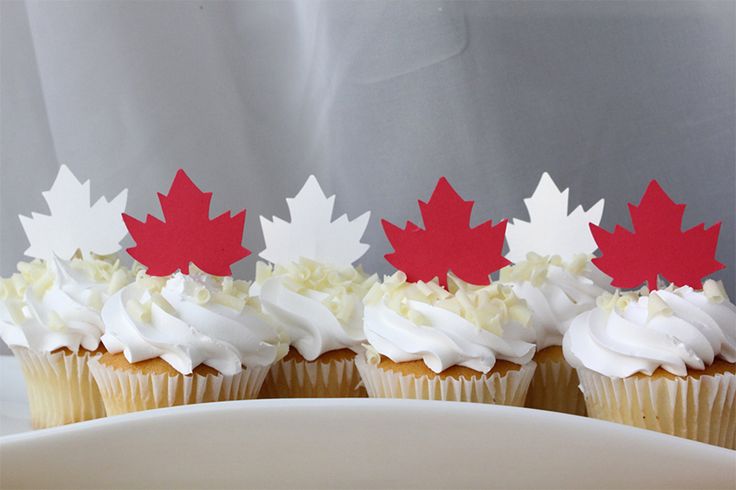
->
0, 257, 131, 352
251, 259, 377, 361
563, 280, 736, 377
499, 254, 609, 350
363, 272, 536, 374
101, 271, 286, 376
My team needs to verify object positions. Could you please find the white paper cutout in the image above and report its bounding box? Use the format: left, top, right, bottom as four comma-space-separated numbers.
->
259, 175, 370, 267
19, 165, 128, 261
505, 172, 604, 263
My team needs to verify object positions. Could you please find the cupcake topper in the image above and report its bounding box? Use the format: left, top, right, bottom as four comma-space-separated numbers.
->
591, 180, 723, 290
382, 177, 509, 288
123, 170, 249, 276
506, 172, 604, 263
19, 165, 128, 261
259, 175, 370, 267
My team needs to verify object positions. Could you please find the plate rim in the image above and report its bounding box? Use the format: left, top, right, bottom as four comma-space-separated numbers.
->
2, 397, 734, 456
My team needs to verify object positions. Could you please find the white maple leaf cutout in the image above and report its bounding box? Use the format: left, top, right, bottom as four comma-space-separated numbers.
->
19, 165, 128, 261
260, 175, 370, 267
506, 172, 604, 263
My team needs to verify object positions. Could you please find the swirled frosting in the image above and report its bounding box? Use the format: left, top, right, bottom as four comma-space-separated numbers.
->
563, 280, 736, 377
250, 258, 377, 361
101, 270, 287, 375
362, 272, 536, 374
499, 253, 610, 350
0, 256, 132, 352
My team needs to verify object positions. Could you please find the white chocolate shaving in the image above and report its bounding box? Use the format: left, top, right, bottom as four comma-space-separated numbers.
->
363, 343, 381, 365
499, 252, 592, 287
126, 299, 151, 324
194, 286, 211, 305
108, 269, 130, 294
703, 279, 728, 304
212, 291, 245, 312
647, 292, 673, 321
150, 292, 176, 316
86, 290, 103, 311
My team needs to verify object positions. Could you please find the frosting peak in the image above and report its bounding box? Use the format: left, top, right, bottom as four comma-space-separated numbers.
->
365, 271, 531, 335
363, 272, 535, 374
0, 256, 133, 352
252, 258, 377, 361
101, 270, 286, 375
563, 280, 736, 377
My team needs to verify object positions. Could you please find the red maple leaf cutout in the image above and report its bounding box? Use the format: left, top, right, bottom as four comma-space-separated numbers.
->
123, 170, 249, 276
382, 177, 509, 288
591, 180, 723, 290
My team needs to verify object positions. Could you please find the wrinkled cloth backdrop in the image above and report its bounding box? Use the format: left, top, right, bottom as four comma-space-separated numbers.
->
2, 1, 734, 355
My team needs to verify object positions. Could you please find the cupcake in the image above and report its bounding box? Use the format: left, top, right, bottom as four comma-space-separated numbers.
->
356, 177, 537, 404
564, 284, 736, 448
563, 180, 735, 448
0, 165, 131, 428
499, 254, 608, 414
90, 270, 285, 415
502, 173, 609, 415
88, 169, 284, 414
253, 176, 376, 398
358, 272, 536, 404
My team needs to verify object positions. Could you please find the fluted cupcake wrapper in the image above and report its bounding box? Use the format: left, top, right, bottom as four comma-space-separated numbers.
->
11, 347, 106, 429
259, 355, 366, 398
355, 356, 536, 405
88, 358, 269, 416
577, 367, 736, 449
525, 357, 587, 416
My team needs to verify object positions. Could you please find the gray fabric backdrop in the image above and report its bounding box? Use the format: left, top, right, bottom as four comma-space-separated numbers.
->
2, 1, 734, 349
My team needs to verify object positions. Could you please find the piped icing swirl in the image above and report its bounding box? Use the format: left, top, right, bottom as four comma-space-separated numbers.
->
499, 253, 610, 350
362, 272, 536, 374
563, 280, 736, 377
250, 258, 377, 361
0, 256, 132, 352
101, 270, 287, 375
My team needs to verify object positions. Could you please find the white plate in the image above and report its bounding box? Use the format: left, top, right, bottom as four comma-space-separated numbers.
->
1, 356, 734, 489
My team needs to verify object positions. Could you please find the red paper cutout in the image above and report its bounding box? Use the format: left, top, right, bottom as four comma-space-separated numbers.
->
591, 180, 723, 290
123, 170, 249, 276
382, 177, 509, 287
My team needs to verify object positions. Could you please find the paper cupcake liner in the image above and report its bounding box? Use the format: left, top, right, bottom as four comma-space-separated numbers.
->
355, 356, 536, 405
577, 367, 736, 449
259, 354, 366, 398
525, 357, 587, 416
88, 358, 269, 416
10, 346, 106, 429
